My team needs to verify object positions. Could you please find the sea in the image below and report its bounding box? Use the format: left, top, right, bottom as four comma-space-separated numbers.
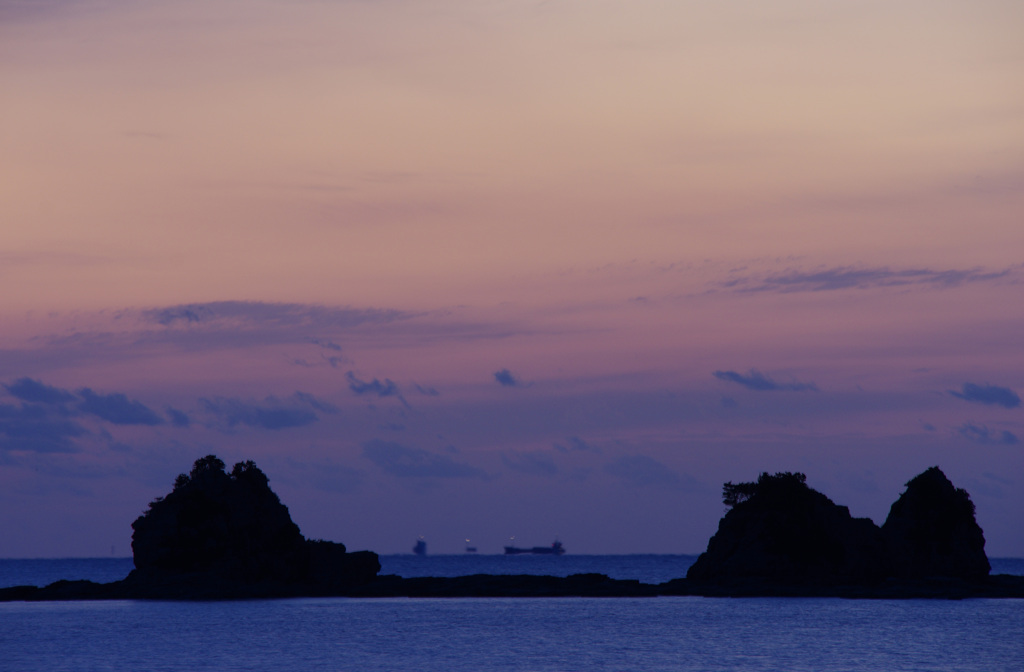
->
2, 555, 1022, 672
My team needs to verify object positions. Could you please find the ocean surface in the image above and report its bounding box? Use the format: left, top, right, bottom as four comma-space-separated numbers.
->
2, 556, 1022, 672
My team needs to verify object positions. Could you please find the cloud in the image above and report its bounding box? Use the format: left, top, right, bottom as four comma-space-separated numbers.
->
311, 338, 342, 352
502, 450, 559, 476
199, 396, 319, 430
361, 439, 488, 479
0, 403, 86, 453
322, 355, 346, 368
553, 436, 601, 454
77, 388, 164, 425
3, 378, 76, 405
603, 455, 691, 489
413, 384, 441, 397
718, 265, 1013, 294
291, 391, 339, 414
346, 372, 400, 397
113, 301, 418, 355
311, 339, 347, 368
713, 369, 818, 392
957, 422, 1019, 446
142, 300, 408, 329
346, 372, 408, 407
166, 408, 191, 428
494, 368, 520, 387
949, 383, 1021, 409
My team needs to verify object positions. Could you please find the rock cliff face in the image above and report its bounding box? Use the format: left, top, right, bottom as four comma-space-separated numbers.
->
882, 466, 990, 580
687, 467, 989, 586
130, 455, 379, 592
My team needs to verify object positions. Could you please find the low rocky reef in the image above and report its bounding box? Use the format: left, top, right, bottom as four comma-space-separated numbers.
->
3, 459, 1022, 601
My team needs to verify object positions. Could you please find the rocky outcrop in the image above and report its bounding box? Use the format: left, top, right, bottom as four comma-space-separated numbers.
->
882, 466, 990, 580
127, 455, 379, 596
4, 462, 1018, 602
687, 467, 991, 589
686, 472, 888, 586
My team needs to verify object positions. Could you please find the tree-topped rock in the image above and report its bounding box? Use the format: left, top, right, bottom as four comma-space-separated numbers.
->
688, 467, 992, 588
687, 472, 888, 585
130, 455, 379, 594
882, 466, 989, 580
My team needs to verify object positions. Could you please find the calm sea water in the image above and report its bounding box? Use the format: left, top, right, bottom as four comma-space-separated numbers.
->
2, 596, 1022, 671
2, 556, 1022, 672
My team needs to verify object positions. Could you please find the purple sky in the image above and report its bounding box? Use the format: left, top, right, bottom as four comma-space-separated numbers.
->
2, 0, 1022, 557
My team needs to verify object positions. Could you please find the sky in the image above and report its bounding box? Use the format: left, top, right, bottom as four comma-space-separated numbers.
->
2, 0, 1023, 558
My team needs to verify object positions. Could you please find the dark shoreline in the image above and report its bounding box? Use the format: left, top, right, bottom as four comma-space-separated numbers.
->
4, 571, 1024, 602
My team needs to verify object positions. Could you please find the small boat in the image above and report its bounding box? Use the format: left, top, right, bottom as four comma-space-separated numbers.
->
504, 540, 565, 555
413, 538, 427, 556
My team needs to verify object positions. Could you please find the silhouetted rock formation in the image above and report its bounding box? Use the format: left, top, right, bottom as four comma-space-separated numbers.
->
882, 466, 990, 580
686, 472, 888, 586
126, 455, 379, 597
687, 467, 992, 591
4, 463, 1021, 602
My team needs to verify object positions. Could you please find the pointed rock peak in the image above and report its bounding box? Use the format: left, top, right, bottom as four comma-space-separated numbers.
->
905, 465, 956, 494
882, 466, 989, 580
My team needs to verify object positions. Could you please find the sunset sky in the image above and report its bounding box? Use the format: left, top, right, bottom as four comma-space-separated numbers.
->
2, 0, 1023, 558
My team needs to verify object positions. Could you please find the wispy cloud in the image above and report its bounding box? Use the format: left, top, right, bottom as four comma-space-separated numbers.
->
718, 265, 1013, 294
603, 455, 693, 489
713, 369, 818, 392
291, 391, 339, 414
346, 372, 408, 407
78, 388, 164, 425
957, 422, 1019, 446
118, 301, 418, 354
142, 300, 408, 329
0, 379, 176, 450
3, 378, 76, 405
361, 439, 488, 479
950, 383, 1021, 409
501, 450, 559, 476
0, 403, 86, 454
310, 338, 347, 368
199, 394, 322, 430
346, 372, 399, 397
553, 436, 601, 454
166, 407, 191, 428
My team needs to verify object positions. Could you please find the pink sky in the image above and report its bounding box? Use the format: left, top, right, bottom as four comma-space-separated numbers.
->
2, 0, 1023, 557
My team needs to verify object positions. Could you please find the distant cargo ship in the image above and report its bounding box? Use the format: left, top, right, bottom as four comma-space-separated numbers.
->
504, 540, 565, 555
413, 538, 427, 556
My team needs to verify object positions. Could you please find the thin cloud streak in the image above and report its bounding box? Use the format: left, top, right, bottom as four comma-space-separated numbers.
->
718, 265, 1014, 294
713, 369, 818, 392
141, 301, 409, 329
